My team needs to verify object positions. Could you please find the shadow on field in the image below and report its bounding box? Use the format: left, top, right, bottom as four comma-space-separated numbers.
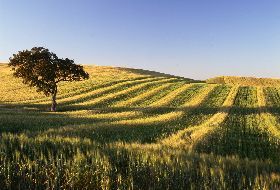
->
114, 67, 204, 83
1, 102, 280, 144
1, 102, 280, 162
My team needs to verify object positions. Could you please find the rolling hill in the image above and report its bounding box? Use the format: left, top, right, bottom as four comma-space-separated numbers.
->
0, 64, 280, 189
207, 75, 280, 86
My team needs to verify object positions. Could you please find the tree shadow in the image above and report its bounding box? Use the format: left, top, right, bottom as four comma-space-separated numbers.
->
113, 67, 204, 83
192, 109, 280, 163
1, 102, 280, 145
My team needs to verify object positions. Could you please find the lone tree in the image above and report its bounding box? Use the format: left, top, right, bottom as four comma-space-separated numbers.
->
9, 47, 89, 111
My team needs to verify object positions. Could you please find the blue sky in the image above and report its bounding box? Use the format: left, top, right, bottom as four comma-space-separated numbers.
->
1, 0, 280, 79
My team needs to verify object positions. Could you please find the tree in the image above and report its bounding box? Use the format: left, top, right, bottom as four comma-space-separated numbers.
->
9, 47, 89, 111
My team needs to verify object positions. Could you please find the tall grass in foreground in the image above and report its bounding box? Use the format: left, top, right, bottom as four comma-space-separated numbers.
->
0, 134, 279, 190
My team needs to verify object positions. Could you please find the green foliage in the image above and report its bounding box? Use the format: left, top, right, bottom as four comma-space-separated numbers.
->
9, 47, 89, 96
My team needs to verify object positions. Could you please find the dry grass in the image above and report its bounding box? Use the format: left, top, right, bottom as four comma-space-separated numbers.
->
0, 64, 280, 189
207, 76, 280, 86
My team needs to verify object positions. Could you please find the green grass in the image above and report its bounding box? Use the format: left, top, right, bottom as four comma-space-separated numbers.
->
0, 64, 280, 189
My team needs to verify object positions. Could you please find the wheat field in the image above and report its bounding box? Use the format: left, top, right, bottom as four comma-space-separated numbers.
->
0, 64, 280, 189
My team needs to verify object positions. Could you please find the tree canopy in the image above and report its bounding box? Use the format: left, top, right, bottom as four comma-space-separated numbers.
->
9, 47, 89, 111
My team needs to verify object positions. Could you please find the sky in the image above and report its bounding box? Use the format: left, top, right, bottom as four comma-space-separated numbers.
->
1, 0, 280, 80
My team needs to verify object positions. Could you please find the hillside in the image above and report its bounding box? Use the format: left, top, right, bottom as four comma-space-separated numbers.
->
0, 64, 280, 189
207, 75, 280, 86
0, 64, 198, 102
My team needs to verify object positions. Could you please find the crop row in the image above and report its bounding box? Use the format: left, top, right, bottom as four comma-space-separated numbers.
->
192, 86, 280, 162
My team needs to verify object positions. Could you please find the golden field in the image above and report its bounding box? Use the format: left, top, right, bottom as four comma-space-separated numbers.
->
0, 64, 280, 189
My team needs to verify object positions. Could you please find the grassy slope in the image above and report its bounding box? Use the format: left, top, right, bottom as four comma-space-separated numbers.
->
207, 75, 280, 86
0, 64, 280, 189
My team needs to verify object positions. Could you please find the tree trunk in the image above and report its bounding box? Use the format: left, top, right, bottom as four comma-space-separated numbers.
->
51, 88, 57, 112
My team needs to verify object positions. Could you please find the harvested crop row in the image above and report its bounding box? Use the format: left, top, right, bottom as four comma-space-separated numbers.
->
160, 85, 239, 148
259, 87, 280, 138
168, 84, 206, 107
112, 80, 190, 108
137, 82, 186, 107
149, 83, 195, 107
194, 86, 280, 162
74, 78, 181, 107
109, 78, 183, 107
38, 85, 220, 143
55, 77, 168, 106
115, 83, 175, 107
20, 77, 153, 104
183, 84, 218, 107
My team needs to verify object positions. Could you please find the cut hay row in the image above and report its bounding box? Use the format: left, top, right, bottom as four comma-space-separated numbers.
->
182, 84, 217, 107
50, 77, 169, 106
168, 84, 205, 107
149, 83, 195, 107
160, 85, 239, 147
109, 78, 184, 107
194, 86, 280, 162
114, 83, 177, 108
36, 85, 220, 143
18, 77, 153, 104
136, 82, 186, 107
257, 87, 280, 138
74, 79, 181, 107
